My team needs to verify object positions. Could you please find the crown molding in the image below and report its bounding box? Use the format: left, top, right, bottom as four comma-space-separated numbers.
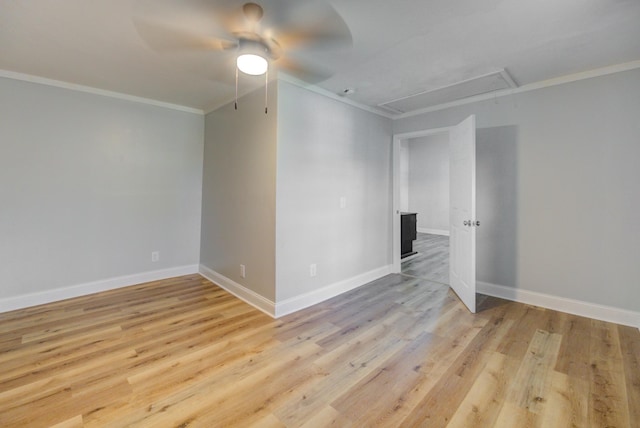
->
0, 69, 204, 115
5, 59, 638, 120
278, 73, 394, 119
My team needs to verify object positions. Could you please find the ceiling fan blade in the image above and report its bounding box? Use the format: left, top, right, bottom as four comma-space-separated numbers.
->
134, 18, 237, 52
274, 56, 333, 84
276, 26, 352, 53
259, 1, 352, 53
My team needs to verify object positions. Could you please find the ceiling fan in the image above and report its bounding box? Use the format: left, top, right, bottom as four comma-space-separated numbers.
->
133, 0, 352, 111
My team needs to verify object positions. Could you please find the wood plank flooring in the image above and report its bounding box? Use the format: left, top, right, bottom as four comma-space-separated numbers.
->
402, 233, 449, 284
0, 274, 638, 427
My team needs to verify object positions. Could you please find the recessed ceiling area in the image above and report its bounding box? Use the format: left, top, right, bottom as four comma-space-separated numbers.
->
1, 0, 639, 114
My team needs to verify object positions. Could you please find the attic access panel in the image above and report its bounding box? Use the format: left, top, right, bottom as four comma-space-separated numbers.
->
379, 69, 517, 114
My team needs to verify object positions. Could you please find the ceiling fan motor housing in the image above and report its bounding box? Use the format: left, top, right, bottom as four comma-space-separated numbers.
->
237, 38, 271, 59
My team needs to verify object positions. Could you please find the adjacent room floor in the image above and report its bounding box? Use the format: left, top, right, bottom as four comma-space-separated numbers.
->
401, 232, 450, 284
1, 274, 638, 427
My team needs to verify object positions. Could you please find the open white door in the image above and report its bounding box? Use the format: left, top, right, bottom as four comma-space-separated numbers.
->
449, 115, 477, 313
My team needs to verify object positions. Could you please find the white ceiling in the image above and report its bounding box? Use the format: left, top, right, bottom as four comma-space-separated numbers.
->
2, 0, 639, 114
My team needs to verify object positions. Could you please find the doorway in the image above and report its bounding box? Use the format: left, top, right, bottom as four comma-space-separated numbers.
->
398, 133, 451, 285
392, 115, 478, 313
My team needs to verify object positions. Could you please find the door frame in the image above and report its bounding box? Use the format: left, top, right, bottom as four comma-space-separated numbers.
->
392, 126, 452, 273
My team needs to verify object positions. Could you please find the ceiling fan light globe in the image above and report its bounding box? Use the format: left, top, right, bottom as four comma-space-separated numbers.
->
237, 54, 268, 75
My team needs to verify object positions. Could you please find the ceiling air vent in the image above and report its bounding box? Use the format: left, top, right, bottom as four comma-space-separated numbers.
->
379, 69, 517, 114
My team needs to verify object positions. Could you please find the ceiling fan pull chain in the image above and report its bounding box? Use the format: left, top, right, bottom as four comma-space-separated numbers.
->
265, 69, 268, 114
235, 66, 238, 110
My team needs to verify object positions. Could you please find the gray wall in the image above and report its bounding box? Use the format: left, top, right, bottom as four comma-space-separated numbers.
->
201, 84, 278, 301
407, 133, 450, 233
0, 77, 204, 300
276, 81, 393, 302
394, 68, 640, 312
476, 126, 518, 290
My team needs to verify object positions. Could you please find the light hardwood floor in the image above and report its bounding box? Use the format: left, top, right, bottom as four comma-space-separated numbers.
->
0, 274, 638, 427
402, 233, 449, 284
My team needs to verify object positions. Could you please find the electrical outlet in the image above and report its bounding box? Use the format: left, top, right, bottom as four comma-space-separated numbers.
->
151, 251, 160, 262
310, 263, 317, 277
240, 264, 246, 278
340, 196, 347, 209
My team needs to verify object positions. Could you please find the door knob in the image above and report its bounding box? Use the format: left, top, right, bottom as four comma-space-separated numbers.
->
473, 220, 480, 227
463, 220, 469, 226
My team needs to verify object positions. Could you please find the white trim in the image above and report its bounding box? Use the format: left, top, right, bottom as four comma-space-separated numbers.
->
5, 60, 638, 120
396, 60, 640, 119
394, 126, 452, 141
477, 281, 640, 329
275, 265, 393, 318
417, 227, 450, 236
198, 264, 393, 319
0, 265, 199, 314
278, 73, 394, 119
198, 265, 276, 317
0, 69, 204, 115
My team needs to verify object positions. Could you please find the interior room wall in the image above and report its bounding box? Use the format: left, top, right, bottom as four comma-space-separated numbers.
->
407, 133, 450, 235
393, 68, 640, 314
0, 77, 204, 305
200, 83, 278, 301
476, 126, 518, 290
275, 80, 393, 303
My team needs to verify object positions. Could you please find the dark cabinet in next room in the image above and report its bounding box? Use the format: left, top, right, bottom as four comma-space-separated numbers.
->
401, 212, 417, 259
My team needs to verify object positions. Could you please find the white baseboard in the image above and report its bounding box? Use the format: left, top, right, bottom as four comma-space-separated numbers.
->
198, 264, 393, 319
198, 265, 276, 317
477, 281, 640, 329
0, 264, 200, 314
275, 265, 393, 318
417, 228, 450, 236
